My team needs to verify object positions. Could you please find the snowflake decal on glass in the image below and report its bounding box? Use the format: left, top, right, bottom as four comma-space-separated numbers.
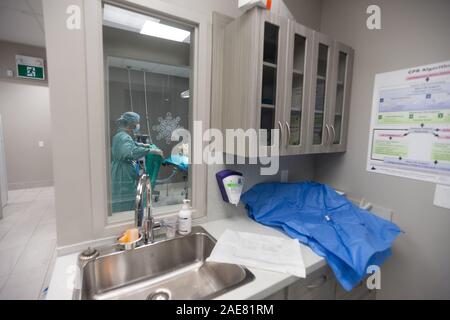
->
152, 112, 183, 144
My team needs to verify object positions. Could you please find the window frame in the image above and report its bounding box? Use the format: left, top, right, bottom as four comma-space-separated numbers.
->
84, 0, 210, 239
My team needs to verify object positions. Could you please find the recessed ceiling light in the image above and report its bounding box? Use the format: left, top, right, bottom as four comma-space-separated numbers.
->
140, 20, 190, 43
103, 4, 159, 31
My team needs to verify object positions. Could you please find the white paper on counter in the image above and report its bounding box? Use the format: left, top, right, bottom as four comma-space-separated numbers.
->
207, 229, 305, 278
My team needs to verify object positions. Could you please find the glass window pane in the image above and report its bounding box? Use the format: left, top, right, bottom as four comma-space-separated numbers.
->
289, 34, 306, 146
333, 51, 347, 144
313, 43, 328, 145
262, 65, 277, 106
103, 4, 193, 223
263, 23, 279, 64
261, 107, 275, 145
293, 35, 306, 72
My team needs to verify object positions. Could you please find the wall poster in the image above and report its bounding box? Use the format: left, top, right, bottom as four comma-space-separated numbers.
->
367, 60, 450, 185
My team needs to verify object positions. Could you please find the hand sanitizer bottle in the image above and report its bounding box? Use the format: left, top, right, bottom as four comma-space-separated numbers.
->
178, 199, 192, 235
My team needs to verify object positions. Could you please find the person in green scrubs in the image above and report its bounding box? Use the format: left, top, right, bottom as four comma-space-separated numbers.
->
111, 112, 162, 213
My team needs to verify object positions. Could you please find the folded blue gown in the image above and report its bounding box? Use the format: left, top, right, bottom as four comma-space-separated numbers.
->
240, 182, 402, 291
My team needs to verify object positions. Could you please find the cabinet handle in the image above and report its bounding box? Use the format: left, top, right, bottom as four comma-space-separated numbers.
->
307, 275, 328, 289
330, 125, 336, 145
277, 121, 283, 147
324, 125, 330, 145
285, 121, 291, 146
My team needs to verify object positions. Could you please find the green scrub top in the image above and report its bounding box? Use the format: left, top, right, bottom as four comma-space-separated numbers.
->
111, 130, 152, 213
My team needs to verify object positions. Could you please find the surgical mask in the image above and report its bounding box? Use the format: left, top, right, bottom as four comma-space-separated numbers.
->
133, 124, 140, 134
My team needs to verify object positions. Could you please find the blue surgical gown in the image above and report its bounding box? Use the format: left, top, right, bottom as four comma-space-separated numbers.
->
241, 182, 402, 291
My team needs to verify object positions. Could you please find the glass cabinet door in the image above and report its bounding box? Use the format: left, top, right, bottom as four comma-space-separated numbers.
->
288, 36, 306, 146
332, 51, 347, 145
329, 42, 353, 151
308, 32, 333, 151
260, 21, 280, 146
284, 22, 312, 153
312, 43, 329, 145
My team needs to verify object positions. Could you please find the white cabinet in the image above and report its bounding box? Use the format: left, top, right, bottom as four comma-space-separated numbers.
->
335, 277, 376, 300
287, 266, 336, 300
327, 42, 354, 153
282, 20, 313, 155
305, 31, 335, 154
221, 7, 354, 156
263, 287, 287, 300
222, 8, 288, 156
262, 266, 376, 300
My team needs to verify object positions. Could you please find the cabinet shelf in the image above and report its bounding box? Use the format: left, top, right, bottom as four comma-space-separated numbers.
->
293, 69, 304, 75
261, 104, 275, 109
263, 61, 277, 69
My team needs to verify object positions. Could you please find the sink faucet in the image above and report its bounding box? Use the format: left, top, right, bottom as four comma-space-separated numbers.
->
135, 174, 156, 244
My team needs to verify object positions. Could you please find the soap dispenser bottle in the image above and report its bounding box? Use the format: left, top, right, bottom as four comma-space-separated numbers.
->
178, 199, 192, 235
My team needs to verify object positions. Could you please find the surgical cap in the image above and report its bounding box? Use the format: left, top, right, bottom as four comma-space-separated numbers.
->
117, 112, 140, 128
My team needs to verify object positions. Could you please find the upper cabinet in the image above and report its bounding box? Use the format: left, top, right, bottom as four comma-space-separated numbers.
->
306, 31, 334, 154
221, 8, 354, 156
328, 42, 354, 153
283, 21, 313, 155
222, 9, 287, 157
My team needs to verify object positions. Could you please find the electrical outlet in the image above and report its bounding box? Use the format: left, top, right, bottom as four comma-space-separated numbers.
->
280, 170, 288, 182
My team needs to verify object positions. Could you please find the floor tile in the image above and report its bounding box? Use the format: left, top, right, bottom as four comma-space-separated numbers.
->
0, 187, 56, 300
0, 244, 26, 277
14, 239, 56, 271
0, 265, 48, 300
0, 219, 39, 250
0, 275, 8, 292
30, 220, 56, 242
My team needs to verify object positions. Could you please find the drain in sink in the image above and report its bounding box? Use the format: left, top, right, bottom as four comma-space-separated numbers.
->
147, 289, 171, 300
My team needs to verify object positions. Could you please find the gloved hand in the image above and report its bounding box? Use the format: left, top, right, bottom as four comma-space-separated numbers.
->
149, 148, 163, 158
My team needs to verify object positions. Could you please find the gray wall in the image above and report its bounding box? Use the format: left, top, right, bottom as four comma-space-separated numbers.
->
0, 81, 53, 189
0, 40, 48, 85
283, 0, 323, 30
315, 0, 450, 299
0, 40, 52, 190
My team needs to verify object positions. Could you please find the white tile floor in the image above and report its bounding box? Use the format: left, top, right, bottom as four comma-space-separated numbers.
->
0, 187, 56, 300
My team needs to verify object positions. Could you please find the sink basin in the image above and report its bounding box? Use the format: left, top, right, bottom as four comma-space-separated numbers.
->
76, 226, 254, 300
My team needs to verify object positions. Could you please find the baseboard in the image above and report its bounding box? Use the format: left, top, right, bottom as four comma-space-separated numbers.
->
8, 180, 54, 190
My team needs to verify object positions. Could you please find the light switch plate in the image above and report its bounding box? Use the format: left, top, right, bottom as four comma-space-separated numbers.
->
433, 184, 450, 210
38, 141, 44, 148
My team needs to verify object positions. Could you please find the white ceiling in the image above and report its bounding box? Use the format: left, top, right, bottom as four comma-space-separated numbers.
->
108, 56, 191, 78
0, 0, 45, 47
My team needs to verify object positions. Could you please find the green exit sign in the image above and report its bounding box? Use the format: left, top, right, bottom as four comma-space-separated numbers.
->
16, 55, 45, 80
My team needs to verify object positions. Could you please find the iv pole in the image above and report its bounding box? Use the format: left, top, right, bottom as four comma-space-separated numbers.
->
142, 69, 153, 144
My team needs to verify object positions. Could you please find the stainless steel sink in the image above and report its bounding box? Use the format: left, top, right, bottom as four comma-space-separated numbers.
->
75, 226, 254, 300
